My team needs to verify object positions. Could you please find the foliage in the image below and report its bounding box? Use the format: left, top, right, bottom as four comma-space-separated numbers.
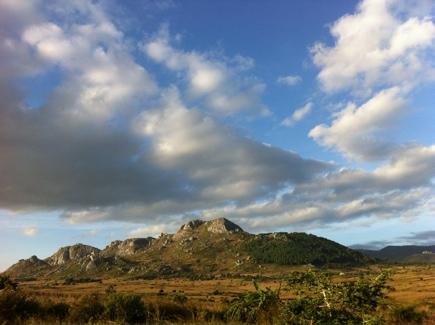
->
0, 275, 17, 290
0, 288, 42, 323
170, 292, 188, 304
148, 299, 194, 321
390, 305, 426, 324
226, 280, 281, 323
281, 270, 390, 324
0, 269, 426, 324
70, 293, 105, 323
242, 233, 370, 266
45, 302, 70, 321
105, 293, 147, 324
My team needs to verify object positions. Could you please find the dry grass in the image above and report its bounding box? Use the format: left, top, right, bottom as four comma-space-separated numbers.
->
15, 264, 435, 322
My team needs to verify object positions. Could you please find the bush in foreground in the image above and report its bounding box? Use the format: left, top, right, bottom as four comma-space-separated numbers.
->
280, 270, 390, 324
0, 288, 42, 323
105, 293, 146, 324
70, 293, 105, 323
226, 280, 281, 323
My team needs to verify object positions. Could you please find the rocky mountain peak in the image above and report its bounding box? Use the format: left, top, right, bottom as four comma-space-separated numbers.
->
46, 243, 100, 266
174, 218, 244, 239
205, 218, 244, 234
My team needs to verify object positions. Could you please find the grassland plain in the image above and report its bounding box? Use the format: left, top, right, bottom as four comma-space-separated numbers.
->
9, 264, 434, 324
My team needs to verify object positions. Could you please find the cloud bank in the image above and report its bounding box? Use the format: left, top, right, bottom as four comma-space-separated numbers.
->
0, 0, 434, 236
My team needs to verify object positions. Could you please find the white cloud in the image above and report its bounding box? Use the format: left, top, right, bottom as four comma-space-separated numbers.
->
312, 0, 435, 94
129, 224, 175, 237
277, 75, 302, 86
142, 26, 266, 115
282, 102, 312, 127
22, 226, 38, 237
2, 0, 435, 234
309, 87, 406, 161
20, 2, 157, 122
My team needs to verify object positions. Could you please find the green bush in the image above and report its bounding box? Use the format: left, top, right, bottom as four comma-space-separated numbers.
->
226, 280, 281, 323
105, 293, 146, 324
148, 300, 194, 321
0, 275, 17, 290
169, 292, 188, 304
70, 293, 104, 323
45, 302, 70, 321
0, 288, 42, 323
281, 270, 390, 324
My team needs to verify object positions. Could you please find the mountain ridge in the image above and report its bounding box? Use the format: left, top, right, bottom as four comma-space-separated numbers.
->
357, 245, 435, 263
4, 218, 372, 279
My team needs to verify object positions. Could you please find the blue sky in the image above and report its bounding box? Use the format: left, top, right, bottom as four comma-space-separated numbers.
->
0, 0, 434, 271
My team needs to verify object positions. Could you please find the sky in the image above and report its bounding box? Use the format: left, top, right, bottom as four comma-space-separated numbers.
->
0, 0, 435, 271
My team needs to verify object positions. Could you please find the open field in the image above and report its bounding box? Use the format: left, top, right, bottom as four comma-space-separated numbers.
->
13, 264, 435, 323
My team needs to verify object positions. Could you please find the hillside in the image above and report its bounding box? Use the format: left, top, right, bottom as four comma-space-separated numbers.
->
357, 245, 435, 263
4, 218, 372, 279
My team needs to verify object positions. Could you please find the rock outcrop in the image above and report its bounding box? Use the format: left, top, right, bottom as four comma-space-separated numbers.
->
103, 238, 154, 256
46, 244, 100, 266
174, 219, 205, 239
174, 218, 244, 239
205, 218, 244, 234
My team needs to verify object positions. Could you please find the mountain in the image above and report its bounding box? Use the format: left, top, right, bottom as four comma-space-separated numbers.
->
4, 218, 372, 279
357, 245, 435, 263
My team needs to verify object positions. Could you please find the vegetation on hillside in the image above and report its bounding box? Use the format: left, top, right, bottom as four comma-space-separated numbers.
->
242, 233, 371, 266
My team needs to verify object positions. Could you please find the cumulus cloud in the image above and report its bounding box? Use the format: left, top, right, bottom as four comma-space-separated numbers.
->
282, 102, 312, 127
142, 26, 268, 115
200, 142, 435, 232
129, 223, 176, 237
22, 226, 38, 237
309, 87, 406, 161
277, 75, 302, 86
19, 2, 157, 122
1, 0, 435, 235
312, 0, 435, 94
63, 90, 330, 223
202, 186, 431, 233
0, 1, 331, 224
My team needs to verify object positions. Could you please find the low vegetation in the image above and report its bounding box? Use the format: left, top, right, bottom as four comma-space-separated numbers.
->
0, 269, 431, 324
242, 233, 371, 266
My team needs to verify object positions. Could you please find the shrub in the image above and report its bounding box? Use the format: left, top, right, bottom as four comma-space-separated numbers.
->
63, 277, 75, 285
148, 300, 194, 321
0, 275, 17, 290
169, 292, 188, 304
105, 293, 146, 324
70, 293, 104, 323
390, 305, 426, 324
226, 280, 281, 323
0, 288, 42, 323
45, 302, 70, 321
281, 270, 390, 324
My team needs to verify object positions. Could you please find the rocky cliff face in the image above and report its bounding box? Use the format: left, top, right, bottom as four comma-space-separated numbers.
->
205, 218, 244, 234
46, 244, 101, 266
174, 218, 244, 240
103, 238, 155, 256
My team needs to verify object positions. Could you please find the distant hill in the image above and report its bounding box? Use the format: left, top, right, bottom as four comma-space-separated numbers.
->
357, 245, 435, 263
4, 218, 372, 279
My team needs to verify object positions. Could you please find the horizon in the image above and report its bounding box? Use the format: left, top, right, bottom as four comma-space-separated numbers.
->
5, 216, 435, 266
1, 0, 435, 271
